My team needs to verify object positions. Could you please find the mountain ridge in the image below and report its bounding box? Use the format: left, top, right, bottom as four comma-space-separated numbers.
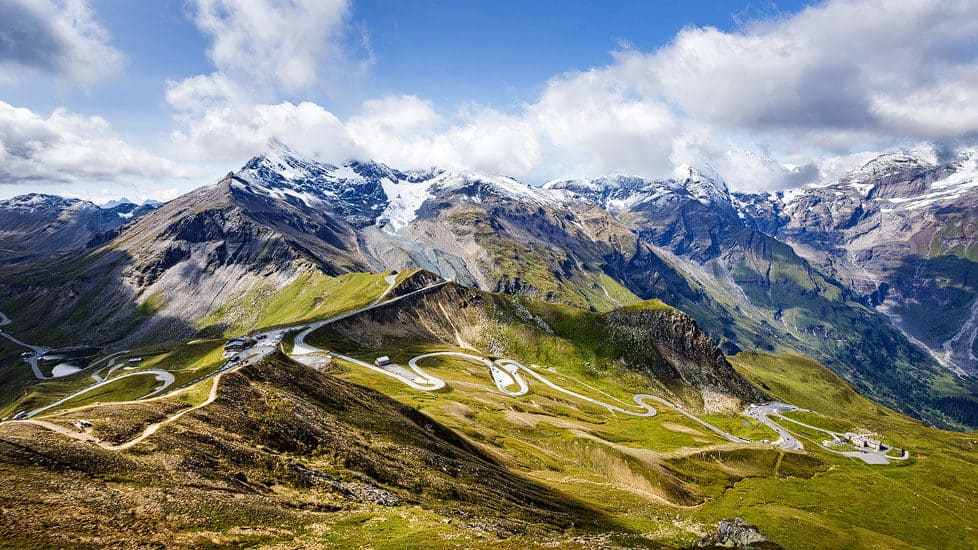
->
2, 141, 977, 428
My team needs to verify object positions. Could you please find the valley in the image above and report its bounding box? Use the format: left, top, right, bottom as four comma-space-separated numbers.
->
1, 144, 978, 549
6, 2, 978, 547
6, 143, 977, 429
2, 270, 971, 548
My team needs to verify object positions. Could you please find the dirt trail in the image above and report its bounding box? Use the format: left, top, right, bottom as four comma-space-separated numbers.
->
7, 367, 228, 451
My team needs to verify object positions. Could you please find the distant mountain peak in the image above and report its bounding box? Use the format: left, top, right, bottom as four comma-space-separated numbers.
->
1, 193, 82, 211
543, 163, 731, 215
266, 136, 297, 155
99, 197, 134, 209
672, 163, 730, 203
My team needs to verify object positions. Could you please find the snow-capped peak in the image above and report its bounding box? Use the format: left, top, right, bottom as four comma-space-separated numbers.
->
672, 163, 730, 204
441, 170, 564, 206
235, 140, 434, 229
236, 140, 580, 230
544, 164, 730, 215
835, 143, 947, 195
99, 197, 134, 209
0, 193, 82, 212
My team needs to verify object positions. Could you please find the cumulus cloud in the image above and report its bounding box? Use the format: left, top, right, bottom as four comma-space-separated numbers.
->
0, 0, 123, 85
165, 0, 978, 193
345, 96, 541, 175
187, 0, 351, 95
0, 100, 189, 184
170, 99, 363, 162
349, 0, 978, 190
168, 0, 366, 161
648, 0, 978, 141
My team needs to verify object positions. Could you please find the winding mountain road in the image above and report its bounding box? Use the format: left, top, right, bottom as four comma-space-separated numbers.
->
292, 280, 448, 355
90, 351, 131, 382
1, 280, 446, 446
25, 370, 175, 419
744, 403, 805, 450
294, 345, 761, 445
0, 312, 51, 379
2, 278, 905, 463
9, 363, 229, 452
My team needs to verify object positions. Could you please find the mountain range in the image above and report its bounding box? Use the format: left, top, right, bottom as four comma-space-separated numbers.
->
4, 141, 978, 547
2, 140, 976, 429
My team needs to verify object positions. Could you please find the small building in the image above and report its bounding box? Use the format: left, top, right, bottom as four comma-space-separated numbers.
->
375, 356, 391, 367
860, 438, 883, 451
20, 351, 34, 359
127, 357, 143, 363
848, 433, 883, 451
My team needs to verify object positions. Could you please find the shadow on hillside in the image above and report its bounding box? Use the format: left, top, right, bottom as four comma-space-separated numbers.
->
236, 353, 627, 534
0, 248, 196, 348
0, 247, 197, 410
886, 254, 978, 348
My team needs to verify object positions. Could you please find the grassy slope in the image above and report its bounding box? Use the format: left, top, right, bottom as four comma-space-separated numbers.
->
4, 270, 978, 548
447, 208, 641, 312
724, 352, 978, 549
197, 268, 400, 337
1, 269, 397, 418
308, 295, 978, 549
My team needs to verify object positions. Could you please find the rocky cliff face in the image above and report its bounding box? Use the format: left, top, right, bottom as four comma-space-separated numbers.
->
739, 145, 978, 380
603, 306, 767, 404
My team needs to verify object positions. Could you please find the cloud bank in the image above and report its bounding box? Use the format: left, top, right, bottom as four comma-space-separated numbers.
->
167, 0, 978, 193
7, 0, 978, 195
0, 0, 123, 86
0, 100, 187, 184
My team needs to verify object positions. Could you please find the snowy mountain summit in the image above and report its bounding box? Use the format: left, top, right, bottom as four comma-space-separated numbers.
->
545, 164, 730, 215
233, 140, 566, 230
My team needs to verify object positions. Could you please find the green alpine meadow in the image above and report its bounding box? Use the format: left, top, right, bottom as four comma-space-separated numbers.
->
2, 1, 978, 548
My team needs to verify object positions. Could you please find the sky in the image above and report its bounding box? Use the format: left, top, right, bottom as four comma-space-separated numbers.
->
0, 0, 977, 203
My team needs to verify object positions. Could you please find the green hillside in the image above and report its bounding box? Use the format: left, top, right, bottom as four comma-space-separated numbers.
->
1, 276, 976, 548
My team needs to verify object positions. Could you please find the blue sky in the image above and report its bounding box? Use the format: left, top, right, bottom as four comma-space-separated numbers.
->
5, 1, 805, 134
0, 0, 976, 202
345, 1, 809, 110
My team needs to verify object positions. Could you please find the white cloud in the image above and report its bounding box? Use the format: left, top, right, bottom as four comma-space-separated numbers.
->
0, 0, 123, 86
170, 99, 363, 162
335, 0, 978, 190
527, 68, 677, 177
354, 96, 442, 134
646, 0, 978, 141
871, 68, 978, 139
188, 0, 350, 95
164, 73, 249, 113
168, 0, 365, 162
0, 100, 189, 184
164, 0, 978, 194
346, 96, 541, 175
